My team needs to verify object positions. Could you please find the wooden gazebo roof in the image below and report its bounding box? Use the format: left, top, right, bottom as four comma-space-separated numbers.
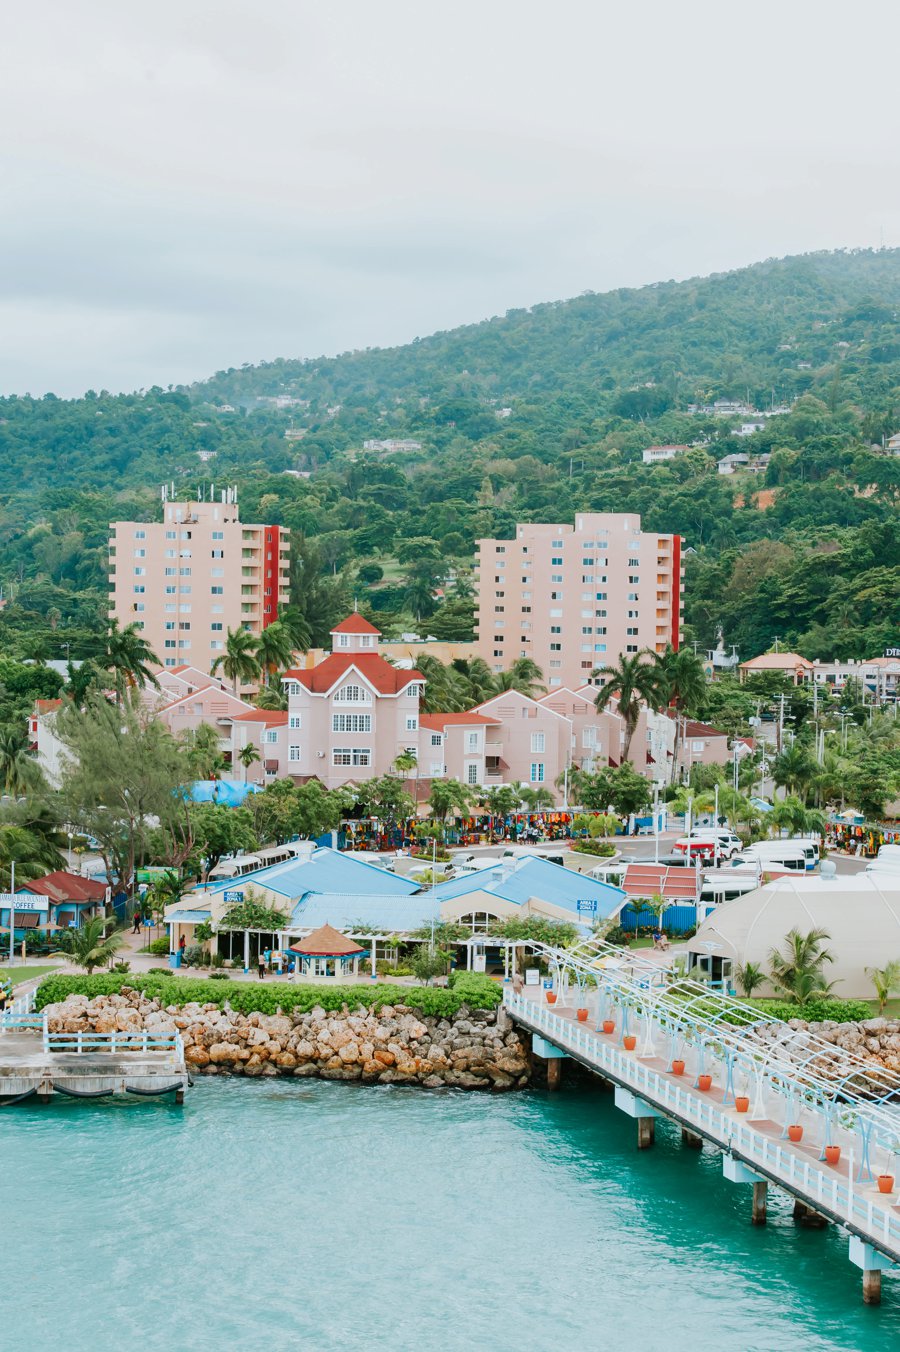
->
286, 923, 366, 958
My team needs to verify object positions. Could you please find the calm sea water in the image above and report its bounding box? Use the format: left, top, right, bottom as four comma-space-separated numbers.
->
1, 1078, 894, 1351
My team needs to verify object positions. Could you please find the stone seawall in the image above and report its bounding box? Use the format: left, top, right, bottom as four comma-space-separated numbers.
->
42, 991, 531, 1090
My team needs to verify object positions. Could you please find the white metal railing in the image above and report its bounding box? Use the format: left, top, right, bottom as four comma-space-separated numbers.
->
508, 991, 900, 1261
43, 1029, 184, 1057
0, 989, 41, 1030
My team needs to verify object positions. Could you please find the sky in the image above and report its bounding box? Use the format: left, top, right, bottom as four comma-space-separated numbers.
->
3, 0, 900, 397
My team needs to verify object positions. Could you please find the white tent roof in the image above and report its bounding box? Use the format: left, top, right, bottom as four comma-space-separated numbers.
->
690, 874, 900, 998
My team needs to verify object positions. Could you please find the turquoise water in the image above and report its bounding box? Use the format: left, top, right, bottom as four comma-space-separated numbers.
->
2, 1079, 895, 1351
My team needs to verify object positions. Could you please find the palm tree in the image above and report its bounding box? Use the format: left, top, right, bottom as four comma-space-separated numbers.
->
518, 785, 554, 813
415, 655, 470, 713
254, 622, 294, 687
649, 644, 708, 782
393, 749, 419, 811
212, 627, 261, 696
64, 915, 125, 973
279, 607, 313, 653
495, 657, 547, 698
182, 723, 225, 780
868, 960, 900, 1015
592, 653, 658, 765
772, 742, 815, 801
0, 727, 41, 796
736, 961, 766, 997
254, 685, 288, 712
105, 618, 161, 705
238, 744, 261, 783
768, 927, 835, 1006
0, 822, 65, 887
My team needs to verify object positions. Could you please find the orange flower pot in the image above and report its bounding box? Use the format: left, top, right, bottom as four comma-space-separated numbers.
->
735, 1096, 749, 1113
788, 1125, 803, 1143
602, 1020, 615, 1034
546, 992, 557, 1005
697, 1074, 712, 1091
671, 1059, 685, 1076
623, 1034, 637, 1051
576, 1008, 588, 1022
824, 1145, 841, 1166
877, 1175, 895, 1194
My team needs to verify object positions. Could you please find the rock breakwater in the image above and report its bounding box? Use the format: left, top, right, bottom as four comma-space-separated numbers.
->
42, 990, 531, 1090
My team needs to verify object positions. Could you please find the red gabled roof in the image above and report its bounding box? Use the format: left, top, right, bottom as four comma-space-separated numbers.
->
330, 615, 381, 636
683, 720, 728, 739
283, 653, 422, 696
35, 699, 62, 714
420, 711, 501, 729
20, 871, 107, 903
231, 710, 288, 726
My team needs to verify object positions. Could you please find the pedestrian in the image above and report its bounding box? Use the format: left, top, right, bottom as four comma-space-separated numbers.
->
178, 934, 186, 957
257, 954, 266, 979
132, 910, 142, 934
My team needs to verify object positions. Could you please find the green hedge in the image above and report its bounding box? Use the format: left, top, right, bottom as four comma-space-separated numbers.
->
34, 971, 502, 1018
751, 998, 874, 1024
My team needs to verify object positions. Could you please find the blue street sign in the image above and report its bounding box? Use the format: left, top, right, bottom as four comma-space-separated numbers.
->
576, 898, 598, 915
223, 891, 244, 904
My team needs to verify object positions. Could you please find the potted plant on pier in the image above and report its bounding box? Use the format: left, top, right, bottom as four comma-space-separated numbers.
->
877, 1174, 895, 1194
602, 1019, 615, 1034
824, 1145, 841, 1166
735, 1095, 750, 1113
671, 1059, 685, 1076
623, 1033, 637, 1051
788, 1124, 804, 1143
546, 991, 557, 1005
697, 1073, 712, 1091
576, 1007, 589, 1022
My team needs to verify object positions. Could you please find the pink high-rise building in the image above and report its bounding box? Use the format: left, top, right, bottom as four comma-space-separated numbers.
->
109, 493, 290, 677
474, 513, 683, 690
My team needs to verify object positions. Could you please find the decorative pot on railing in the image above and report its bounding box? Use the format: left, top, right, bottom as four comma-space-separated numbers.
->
576, 1008, 588, 1022
546, 992, 557, 1005
623, 1034, 637, 1051
735, 1095, 749, 1113
697, 1074, 712, 1091
877, 1174, 895, 1194
787, 1124, 803, 1143
671, 1059, 685, 1076
602, 1020, 615, 1034
824, 1145, 841, 1166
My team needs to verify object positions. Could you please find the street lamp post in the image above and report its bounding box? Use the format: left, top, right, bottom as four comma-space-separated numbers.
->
8, 858, 15, 965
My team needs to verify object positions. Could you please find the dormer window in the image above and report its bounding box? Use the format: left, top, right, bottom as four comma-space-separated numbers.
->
337, 634, 349, 648
333, 683, 372, 704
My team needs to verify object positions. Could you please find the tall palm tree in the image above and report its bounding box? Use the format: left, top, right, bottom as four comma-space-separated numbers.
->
393, 748, 419, 811
650, 644, 708, 782
238, 743, 261, 783
254, 685, 288, 712
254, 622, 294, 687
495, 658, 547, 699
772, 742, 815, 801
0, 822, 64, 887
105, 618, 161, 706
0, 727, 41, 796
768, 927, 834, 1006
279, 607, 313, 653
591, 653, 658, 765
212, 627, 261, 696
518, 785, 555, 813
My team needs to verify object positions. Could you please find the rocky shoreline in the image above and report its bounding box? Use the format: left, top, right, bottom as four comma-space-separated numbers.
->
42, 990, 531, 1090
743, 1016, 900, 1090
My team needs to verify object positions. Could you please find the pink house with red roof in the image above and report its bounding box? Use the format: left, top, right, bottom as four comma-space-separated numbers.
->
280, 616, 425, 788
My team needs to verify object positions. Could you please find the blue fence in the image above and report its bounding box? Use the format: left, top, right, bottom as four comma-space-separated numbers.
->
620, 903, 698, 934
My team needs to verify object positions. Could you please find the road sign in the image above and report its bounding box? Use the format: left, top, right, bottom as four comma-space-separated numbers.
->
576, 898, 598, 915
223, 891, 244, 904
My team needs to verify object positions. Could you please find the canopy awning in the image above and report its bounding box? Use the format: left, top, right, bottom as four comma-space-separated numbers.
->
286, 922, 366, 958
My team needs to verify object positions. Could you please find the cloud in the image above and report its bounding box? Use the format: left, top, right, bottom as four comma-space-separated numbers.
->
1, 0, 899, 394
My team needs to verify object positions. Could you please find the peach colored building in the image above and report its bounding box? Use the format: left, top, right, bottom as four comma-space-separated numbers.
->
108, 493, 290, 685
280, 617, 424, 789
229, 710, 290, 784
474, 512, 684, 689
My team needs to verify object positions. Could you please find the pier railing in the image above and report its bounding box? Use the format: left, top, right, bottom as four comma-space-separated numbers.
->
43, 1030, 185, 1057
508, 991, 900, 1260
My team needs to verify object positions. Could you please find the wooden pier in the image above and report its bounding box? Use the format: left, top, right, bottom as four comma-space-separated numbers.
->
0, 1013, 189, 1104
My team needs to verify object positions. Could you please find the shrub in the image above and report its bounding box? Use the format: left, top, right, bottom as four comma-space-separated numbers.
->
145, 937, 170, 957
34, 972, 502, 1018
752, 998, 874, 1024
571, 840, 616, 857
208, 972, 231, 981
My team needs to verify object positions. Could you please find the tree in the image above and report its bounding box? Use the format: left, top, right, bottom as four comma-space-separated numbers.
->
217, 889, 289, 932
237, 743, 261, 782
772, 743, 815, 801
62, 915, 125, 973
249, 779, 347, 845
356, 775, 415, 836
736, 961, 766, 997
55, 693, 195, 895
254, 622, 294, 687
0, 725, 42, 796
427, 779, 474, 824
182, 723, 225, 780
867, 960, 900, 1015
190, 803, 257, 881
105, 618, 161, 706
605, 764, 651, 817
211, 627, 261, 696
518, 785, 555, 812
0, 820, 64, 888
493, 657, 547, 698
649, 644, 708, 782
592, 653, 659, 764
254, 685, 288, 712
411, 945, 451, 984
483, 785, 522, 828
768, 927, 835, 1006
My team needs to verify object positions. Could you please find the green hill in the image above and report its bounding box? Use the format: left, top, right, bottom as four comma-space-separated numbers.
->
0, 248, 898, 664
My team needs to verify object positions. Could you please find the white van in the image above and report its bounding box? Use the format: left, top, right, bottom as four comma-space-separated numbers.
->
686, 828, 742, 859
734, 841, 809, 872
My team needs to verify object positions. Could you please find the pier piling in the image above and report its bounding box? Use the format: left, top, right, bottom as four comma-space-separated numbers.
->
862, 1268, 882, 1306
637, 1117, 655, 1149
751, 1182, 767, 1226
792, 1199, 828, 1229
681, 1127, 703, 1150
547, 1058, 562, 1091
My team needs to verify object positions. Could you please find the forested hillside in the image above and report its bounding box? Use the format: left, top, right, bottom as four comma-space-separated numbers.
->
1, 248, 899, 666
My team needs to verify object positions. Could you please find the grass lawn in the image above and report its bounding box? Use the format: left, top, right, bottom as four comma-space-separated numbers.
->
0, 964, 58, 988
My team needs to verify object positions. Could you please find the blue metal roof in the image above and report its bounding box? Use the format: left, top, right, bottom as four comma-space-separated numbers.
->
200, 847, 420, 902
166, 909, 212, 923
290, 891, 440, 932
431, 857, 624, 918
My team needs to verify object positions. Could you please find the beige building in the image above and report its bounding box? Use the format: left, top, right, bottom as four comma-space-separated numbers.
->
109, 493, 290, 681
474, 513, 683, 690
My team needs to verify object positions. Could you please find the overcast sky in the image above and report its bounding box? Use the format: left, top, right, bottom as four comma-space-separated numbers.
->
2, 0, 900, 397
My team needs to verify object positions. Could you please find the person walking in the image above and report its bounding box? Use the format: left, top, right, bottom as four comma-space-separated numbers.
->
132, 910, 142, 935
257, 953, 266, 980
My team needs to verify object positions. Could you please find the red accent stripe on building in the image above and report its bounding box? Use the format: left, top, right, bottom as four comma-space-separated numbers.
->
671, 534, 682, 650
263, 525, 280, 628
